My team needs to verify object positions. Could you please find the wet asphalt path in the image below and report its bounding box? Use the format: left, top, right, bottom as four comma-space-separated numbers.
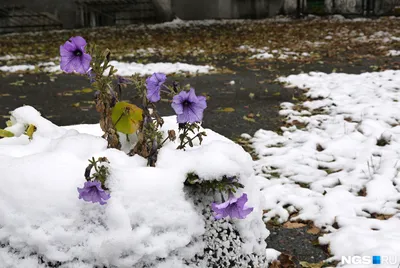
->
2, 58, 395, 139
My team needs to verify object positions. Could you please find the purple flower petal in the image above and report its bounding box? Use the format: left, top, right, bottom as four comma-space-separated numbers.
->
70, 36, 87, 48
74, 53, 91, 74
60, 41, 77, 53
77, 180, 110, 205
146, 73, 167, 103
147, 88, 161, 102
187, 88, 199, 103
239, 207, 254, 219
211, 202, 228, 213
60, 55, 76, 73
171, 88, 207, 124
210, 192, 253, 220
235, 193, 248, 209
171, 98, 184, 115
227, 206, 240, 219
214, 213, 224, 220
60, 36, 91, 74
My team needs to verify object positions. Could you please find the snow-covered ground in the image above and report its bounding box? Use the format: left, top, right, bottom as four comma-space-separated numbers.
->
250, 70, 400, 266
0, 61, 213, 76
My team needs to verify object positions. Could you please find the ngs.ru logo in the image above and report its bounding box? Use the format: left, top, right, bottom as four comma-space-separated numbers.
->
341, 256, 399, 265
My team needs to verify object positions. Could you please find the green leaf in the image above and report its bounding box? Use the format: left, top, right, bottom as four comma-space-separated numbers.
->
111, 102, 143, 134
0, 129, 14, 138
108, 66, 114, 76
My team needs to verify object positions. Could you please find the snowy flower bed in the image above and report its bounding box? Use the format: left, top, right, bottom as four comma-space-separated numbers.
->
0, 107, 268, 267
0, 36, 268, 267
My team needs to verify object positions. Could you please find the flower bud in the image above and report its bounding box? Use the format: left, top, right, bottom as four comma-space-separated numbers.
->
168, 130, 176, 141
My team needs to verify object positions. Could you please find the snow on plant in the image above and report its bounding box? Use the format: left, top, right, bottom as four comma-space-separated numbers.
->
59, 37, 207, 155
58, 36, 253, 217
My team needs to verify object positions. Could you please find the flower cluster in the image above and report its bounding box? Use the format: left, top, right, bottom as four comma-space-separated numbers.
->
61, 36, 252, 219
143, 73, 207, 150
145, 72, 207, 124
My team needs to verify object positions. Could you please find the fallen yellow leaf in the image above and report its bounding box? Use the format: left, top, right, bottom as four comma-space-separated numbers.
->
243, 116, 256, 123
217, 107, 235, 112
300, 261, 325, 268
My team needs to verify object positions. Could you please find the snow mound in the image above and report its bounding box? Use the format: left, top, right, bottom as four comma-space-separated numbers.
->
0, 106, 267, 267
108, 61, 213, 76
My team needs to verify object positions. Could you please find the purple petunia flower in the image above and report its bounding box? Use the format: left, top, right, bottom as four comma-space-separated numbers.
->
77, 180, 110, 205
211, 193, 254, 220
60, 36, 92, 74
171, 88, 207, 123
146, 73, 167, 102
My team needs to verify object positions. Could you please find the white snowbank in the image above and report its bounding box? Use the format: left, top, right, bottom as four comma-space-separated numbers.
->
108, 61, 213, 76
250, 52, 274, 59
0, 65, 35, 72
0, 106, 266, 267
252, 70, 400, 263
239, 45, 309, 60
0, 61, 214, 76
0, 55, 32, 61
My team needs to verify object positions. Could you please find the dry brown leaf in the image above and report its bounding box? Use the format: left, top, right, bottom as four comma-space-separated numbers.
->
278, 253, 296, 268
283, 222, 306, 229
372, 214, 394, 220
307, 226, 321, 235
269, 260, 281, 268
270, 260, 281, 268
